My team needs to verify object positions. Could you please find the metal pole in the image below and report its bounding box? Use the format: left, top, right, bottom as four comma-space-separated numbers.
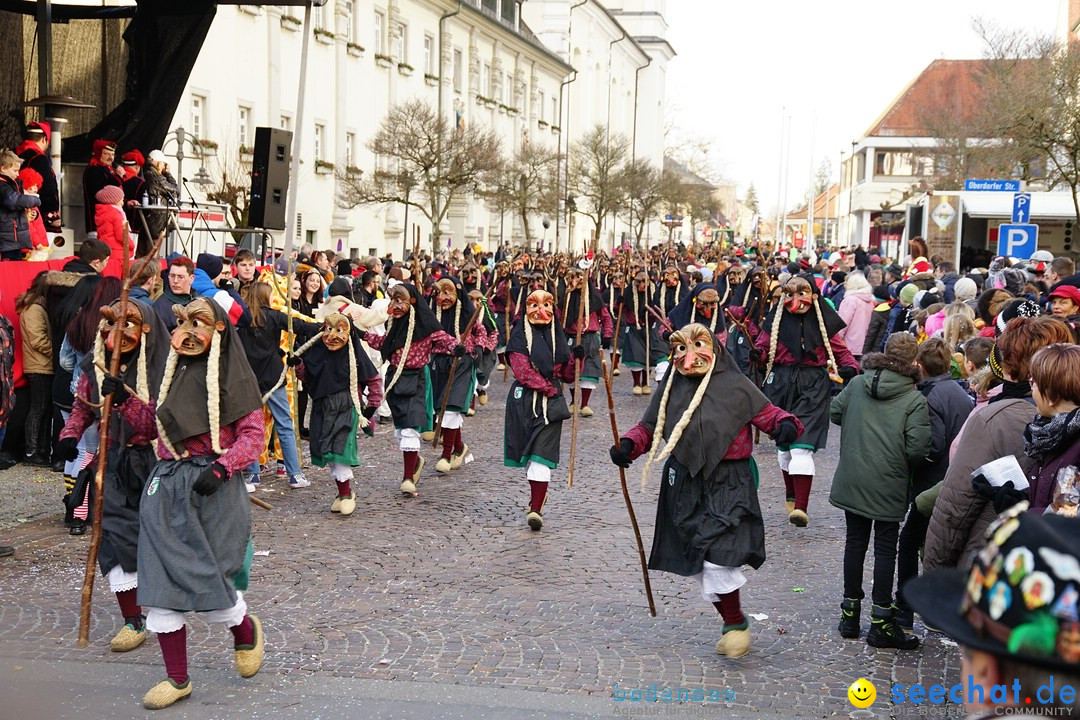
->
773, 108, 786, 251
807, 115, 815, 250
283, 2, 314, 260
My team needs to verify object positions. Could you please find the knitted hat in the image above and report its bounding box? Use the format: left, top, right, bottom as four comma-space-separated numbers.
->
831, 271, 847, 286
872, 284, 891, 302
95, 185, 124, 205
995, 299, 1042, 335
196, 252, 224, 279
899, 282, 919, 306
954, 277, 978, 302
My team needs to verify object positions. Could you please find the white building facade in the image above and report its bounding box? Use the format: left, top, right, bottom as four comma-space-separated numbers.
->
168, 0, 673, 259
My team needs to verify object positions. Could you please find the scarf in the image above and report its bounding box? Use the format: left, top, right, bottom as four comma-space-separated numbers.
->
989, 380, 1033, 404
1024, 408, 1080, 461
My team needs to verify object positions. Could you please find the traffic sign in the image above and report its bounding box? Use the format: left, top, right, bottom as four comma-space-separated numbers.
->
964, 179, 1022, 192
1012, 193, 1031, 223
997, 223, 1039, 260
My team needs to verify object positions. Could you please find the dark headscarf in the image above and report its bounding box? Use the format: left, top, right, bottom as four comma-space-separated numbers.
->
506, 315, 570, 379
78, 298, 170, 416
621, 282, 651, 326
430, 276, 477, 338
302, 323, 379, 400
327, 277, 354, 301
652, 277, 688, 316
562, 279, 604, 331
381, 283, 444, 363
667, 283, 719, 332
763, 273, 846, 362
155, 299, 263, 453
729, 268, 765, 320
643, 333, 769, 481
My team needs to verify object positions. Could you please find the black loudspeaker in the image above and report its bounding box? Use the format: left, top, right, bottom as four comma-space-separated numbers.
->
249, 127, 292, 230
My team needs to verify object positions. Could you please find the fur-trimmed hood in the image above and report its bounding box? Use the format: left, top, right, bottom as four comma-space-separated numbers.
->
859, 351, 921, 400
44, 270, 89, 288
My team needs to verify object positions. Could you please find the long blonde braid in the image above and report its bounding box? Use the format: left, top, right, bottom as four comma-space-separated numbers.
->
814, 297, 838, 374
763, 302, 784, 382
640, 353, 717, 491
382, 309, 416, 395
154, 349, 183, 460
206, 329, 224, 454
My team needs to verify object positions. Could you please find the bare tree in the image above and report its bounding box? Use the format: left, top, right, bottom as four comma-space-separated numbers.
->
485, 141, 559, 248
568, 125, 630, 249
338, 99, 503, 245
621, 159, 666, 246
204, 145, 252, 243
973, 20, 1080, 223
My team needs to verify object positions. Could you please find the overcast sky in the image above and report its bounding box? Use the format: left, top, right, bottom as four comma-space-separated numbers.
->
665, 0, 1062, 216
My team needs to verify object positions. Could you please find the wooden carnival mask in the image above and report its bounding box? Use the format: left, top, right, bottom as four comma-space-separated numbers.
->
669, 323, 715, 378
322, 313, 351, 351
171, 298, 224, 356
663, 266, 681, 287
528, 272, 547, 291
435, 278, 458, 309
749, 268, 765, 289
782, 277, 814, 315
388, 285, 413, 318
694, 288, 721, 319
461, 265, 479, 285
526, 290, 554, 325
727, 266, 747, 287
467, 289, 483, 305
566, 269, 584, 290
100, 300, 149, 354
634, 271, 648, 292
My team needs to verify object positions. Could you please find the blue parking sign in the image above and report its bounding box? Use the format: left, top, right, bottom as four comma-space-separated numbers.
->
996, 223, 1039, 260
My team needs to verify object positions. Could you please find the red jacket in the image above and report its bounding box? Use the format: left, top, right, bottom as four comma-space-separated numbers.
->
94, 203, 132, 260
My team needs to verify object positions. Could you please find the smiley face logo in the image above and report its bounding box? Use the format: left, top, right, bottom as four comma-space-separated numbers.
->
848, 678, 876, 708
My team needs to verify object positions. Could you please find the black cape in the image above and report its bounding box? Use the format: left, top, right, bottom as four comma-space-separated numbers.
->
381, 283, 443, 363
303, 326, 379, 400
762, 274, 846, 363
667, 283, 721, 333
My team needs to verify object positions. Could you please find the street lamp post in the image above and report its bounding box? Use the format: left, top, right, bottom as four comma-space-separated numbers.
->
160, 126, 210, 207
400, 172, 416, 260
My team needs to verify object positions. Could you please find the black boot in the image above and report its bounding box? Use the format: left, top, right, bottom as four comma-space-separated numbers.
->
893, 603, 914, 630
838, 598, 861, 639
866, 603, 920, 649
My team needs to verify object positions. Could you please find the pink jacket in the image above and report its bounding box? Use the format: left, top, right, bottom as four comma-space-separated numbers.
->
837, 289, 875, 358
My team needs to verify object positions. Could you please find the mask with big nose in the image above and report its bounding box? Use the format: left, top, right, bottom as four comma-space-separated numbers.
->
670, 324, 715, 377
694, 288, 720, 319
783, 278, 814, 315
101, 301, 148, 355
171, 298, 223, 356
388, 286, 413, 318
322, 313, 351, 351
435, 279, 458, 309
526, 290, 554, 325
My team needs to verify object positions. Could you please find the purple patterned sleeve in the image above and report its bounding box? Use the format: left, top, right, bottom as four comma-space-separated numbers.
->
217, 409, 266, 474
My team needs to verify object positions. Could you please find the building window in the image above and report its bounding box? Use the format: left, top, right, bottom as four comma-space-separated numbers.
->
538, 90, 544, 119
391, 22, 405, 61
343, 1, 354, 42
482, 62, 491, 97
424, 34, 434, 75
238, 106, 251, 148
313, 4, 325, 30
314, 123, 325, 160
874, 150, 932, 177
373, 11, 384, 55
280, 114, 292, 132
345, 132, 356, 167
191, 94, 206, 139
481, 0, 497, 16
453, 48, 463, 93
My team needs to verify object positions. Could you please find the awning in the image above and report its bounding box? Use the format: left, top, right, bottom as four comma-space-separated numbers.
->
959, 191, 1079, 220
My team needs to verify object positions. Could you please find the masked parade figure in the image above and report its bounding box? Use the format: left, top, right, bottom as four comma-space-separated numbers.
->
362, 284, 459, 496
137, 298, 266, 709
621, 271, 667, 394
667, 283, 722, 336
504, 290, 578, 531
561, 267, 613, 417
752, 274, 858, 526
468, 288, 499, 410
58, 298, 169, 652
610, 324, 802, 658
302, 312, 383, 515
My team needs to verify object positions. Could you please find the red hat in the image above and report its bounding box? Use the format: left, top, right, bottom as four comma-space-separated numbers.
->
95, 185, 124, 205
121, 150, 145, 167
18, 167, 42, 190
26, 121, 51, 145
906, 257, 933, 278
92, 139, 117, 160
1048, 285, 1080, 306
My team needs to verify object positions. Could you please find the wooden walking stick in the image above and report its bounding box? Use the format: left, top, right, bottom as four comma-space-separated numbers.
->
77, 232, 165, 648
608, 305, 622, 386
599, 350, 657, 616
566, 263, 590, 489
502, 280, 513, 382
432, 303, 484, 448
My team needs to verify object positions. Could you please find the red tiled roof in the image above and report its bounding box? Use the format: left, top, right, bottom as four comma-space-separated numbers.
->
865, 59, 987, 138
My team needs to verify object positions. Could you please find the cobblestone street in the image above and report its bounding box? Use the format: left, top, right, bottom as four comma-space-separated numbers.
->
0, 370, 964, 719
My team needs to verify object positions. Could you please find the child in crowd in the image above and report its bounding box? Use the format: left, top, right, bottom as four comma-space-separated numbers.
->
1025, 343, 1080, 514
829, 332, 929, 649
17, 168, 48, 254
895, 338, 974, 628
0, 149, 40, 260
